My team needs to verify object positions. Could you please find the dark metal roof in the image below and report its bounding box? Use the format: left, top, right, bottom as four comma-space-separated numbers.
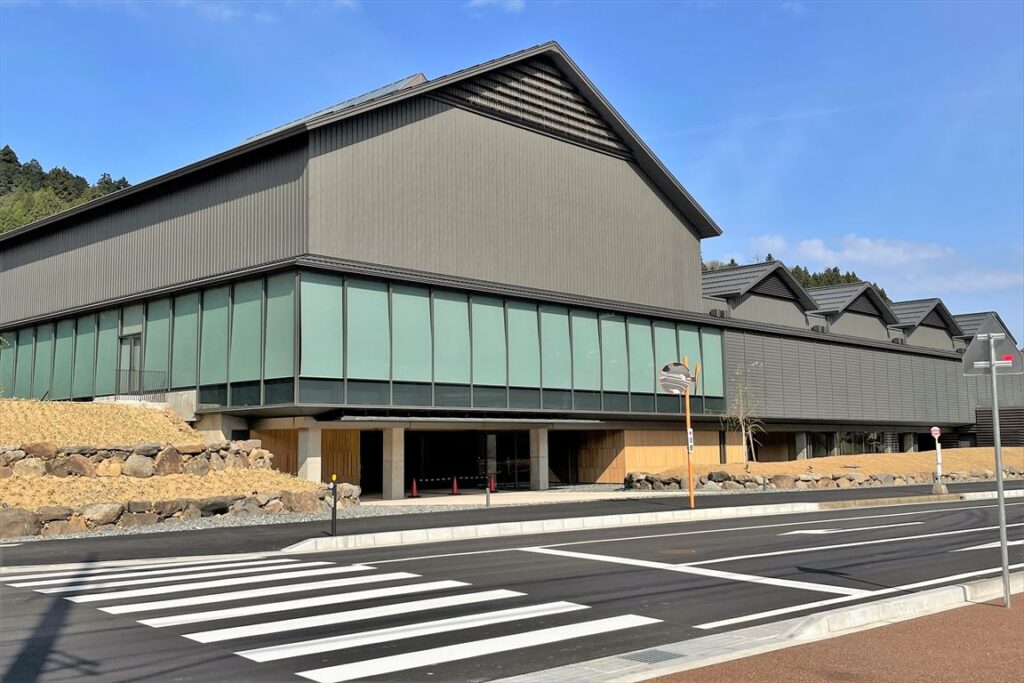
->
954, 311, 1017, 345
806, 282, 899, 326
890, 298, 964, 335
0, 41, 722, 245
700, 262, 816, 310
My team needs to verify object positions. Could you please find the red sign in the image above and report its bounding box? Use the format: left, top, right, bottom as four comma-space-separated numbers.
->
930, 426, 941, 439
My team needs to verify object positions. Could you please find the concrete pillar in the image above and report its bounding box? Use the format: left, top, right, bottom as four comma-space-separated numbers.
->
297, 426, 322, 482
902, 433, 917, 453
383, 427, 405, 501
830, 432, 841, 456
794, 432, 810, 460
194, 413, 248, 444
529, 428, 549, 491
485, 434, 497, 478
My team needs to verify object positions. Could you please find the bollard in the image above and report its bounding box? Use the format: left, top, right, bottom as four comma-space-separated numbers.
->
409, 478, 420, 498
330, 473, 338, 537
485, 482, 491, 508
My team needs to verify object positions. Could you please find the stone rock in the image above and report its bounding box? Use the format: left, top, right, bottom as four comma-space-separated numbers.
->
119, 512, 161, 528
651, 479, 665, 491
797, 473, 814, 482
248, 448, 273, 468
634, 480, 652, 491
708, 470, 732, 483
721, 481, 744, 491
107, 450, 130, 462
836, 477, 854, 488
1, 508, 41, 537
49, 454, 96, 478
23, 442, 58, 460
229, 497, 262, 516
177, 443, 206, 455
224, 452, 249, 469
666, 482, 680, 491
254, 491, 282, 506
232, 439, 262, 453
876, 473, 895, 486
0, 449, 26, 466
61, 445, 97, 455
795, 480, 809, 490
175, 503, 202, 521
41, 516, 89, 537
152, 499, 186, 518
846, 473, 867, 483
338, 483, 361, 499
154, 447, 184, 475
281, 490, 320, 513
263, 499, 285, 514
36, 506, 73, 522
770, 474, 797, 489
208, 453, 225, 471
0, 465, 10, 478
184, 457, 210, 476
816, 478, 836, 489
13, 457, 46, 478
127, 500, 153, 514
701, 480, 722, 492
80, 503, 123, 527
96, 459, 122, 477
198, 496, 235, 516
205, 439, 230, 452
743, 481, 760, 490
123, 453, 155, 478
134, 442, 161, 457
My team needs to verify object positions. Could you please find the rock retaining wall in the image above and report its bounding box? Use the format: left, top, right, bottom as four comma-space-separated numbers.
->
624, 466, 1024, 492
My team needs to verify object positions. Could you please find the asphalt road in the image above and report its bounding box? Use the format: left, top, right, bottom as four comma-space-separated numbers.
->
1, 496, 1022, 682
1, 480, 1020, 567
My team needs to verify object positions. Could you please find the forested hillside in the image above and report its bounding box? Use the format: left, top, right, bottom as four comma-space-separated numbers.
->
0, 145, 130, 234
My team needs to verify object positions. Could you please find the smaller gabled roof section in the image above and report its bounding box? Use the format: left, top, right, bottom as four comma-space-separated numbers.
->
890, 298, 964, 336
701, 262, 817, 310
954, 312, 1018, 345
807, 282, 899, 326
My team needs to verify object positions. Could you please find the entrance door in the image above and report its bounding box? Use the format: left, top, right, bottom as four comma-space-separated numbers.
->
118, 335, 141, 394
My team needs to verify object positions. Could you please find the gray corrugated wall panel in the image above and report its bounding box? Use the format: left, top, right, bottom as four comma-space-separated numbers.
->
742, 334, 768, 416
762, 336, 785, 418
722, 329, 745, 411
1, 142, 307, 325
797, 339, 819, 419
814, 344, 834, 421
730, 293, 809, 329
780, 337, 802, 418
830, 346, 849, 419
887, 352, 904, 422
307, 97, 703, 313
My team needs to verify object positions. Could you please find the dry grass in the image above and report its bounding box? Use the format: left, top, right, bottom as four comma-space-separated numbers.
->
658, 447, 1024, 479
0, 399, 198, 447
0, 469, 320, 511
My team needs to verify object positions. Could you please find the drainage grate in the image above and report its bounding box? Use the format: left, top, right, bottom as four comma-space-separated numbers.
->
619, 649, 682, 664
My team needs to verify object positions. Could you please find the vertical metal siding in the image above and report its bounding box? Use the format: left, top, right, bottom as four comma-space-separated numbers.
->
780, 337, 802, 418
307, 97, 703, 313
730, 294, 809, 328
1, 143, 307, 326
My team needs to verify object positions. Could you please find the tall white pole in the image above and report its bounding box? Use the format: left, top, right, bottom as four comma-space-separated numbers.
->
988, 335, 1011, 608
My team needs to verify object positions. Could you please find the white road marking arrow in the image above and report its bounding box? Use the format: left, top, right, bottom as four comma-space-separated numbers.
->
952, 539, 1024, 553
779, 522, 924, 536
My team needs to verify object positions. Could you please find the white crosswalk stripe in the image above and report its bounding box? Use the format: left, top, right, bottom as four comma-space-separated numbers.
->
4, 557, 662, 681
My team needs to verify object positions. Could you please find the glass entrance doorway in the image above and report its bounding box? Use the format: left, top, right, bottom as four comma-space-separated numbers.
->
118, 335, 141, 394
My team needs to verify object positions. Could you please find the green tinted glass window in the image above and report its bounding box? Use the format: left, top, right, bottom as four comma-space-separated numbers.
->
471, 297, 506, 386
94, 310, 119, 396
199, 287, 229, 385
677, 325, 703, 395
300, 272, 343, 378
653, 322, 678, 394
51, 320, 75, 400
171, 293, 199, 389
264, 273, 295, 380
0, 331, 16, 398
540, 306, 571, 389
507, 301, 540, 387
143, 299, 170, 391
122, 304, 143, 335
433, 291, 470, 384
571, 310, 600, 391
32, 323, 54, 398
72, 315, 96, 398
627, 318, 654, 393
346, 279, 390, 380
600, 314, 628, 392
13, 328, 34, 398
391, 285, 432, 382
700, 327, 724, 397
229, 280, 263, 382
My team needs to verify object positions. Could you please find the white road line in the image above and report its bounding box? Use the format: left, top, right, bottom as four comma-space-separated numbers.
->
39, 561, 334, 594
237, 601, 588, 662
779, 522, 924, 536
952, 539, 1024, 552
0, 544, 22, 548
132, 579, 469, 625
10, 558, 304, 587
184, 589, 524, 642
695, 562, 1024, 630
296, 614, 661, 683
0, 556, 276, 581
686, 523, 1024, 566
112, 572, 424, 616
522, 547, 868, 596
66, 566, 371, 603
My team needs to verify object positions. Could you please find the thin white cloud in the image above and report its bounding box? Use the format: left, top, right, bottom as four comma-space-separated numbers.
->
795, 234, 953, 268
780, 1, 807, 16
465, 0, 526, 13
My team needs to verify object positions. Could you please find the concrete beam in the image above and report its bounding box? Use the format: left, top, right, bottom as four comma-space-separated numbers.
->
193, 413, 248, 445
529, 428, 549, 491
794, 432, 810, 460
297, 426, 322, 482
383, 427, 405, 501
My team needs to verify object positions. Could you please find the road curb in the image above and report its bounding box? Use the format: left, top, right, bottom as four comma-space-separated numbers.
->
282, 489, 1023, 553
494, 572, 1024, 683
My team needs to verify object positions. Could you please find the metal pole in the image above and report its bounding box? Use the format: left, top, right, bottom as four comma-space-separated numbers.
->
330, 474, 338, 538
988, 336, 1011, 608
683, 356, 695, 510
485, 481, 491, 508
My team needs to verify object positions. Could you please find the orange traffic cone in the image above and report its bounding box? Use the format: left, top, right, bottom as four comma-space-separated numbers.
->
489, 474, 497, 493
451, 476, 460, 495
409, 478, 420, 498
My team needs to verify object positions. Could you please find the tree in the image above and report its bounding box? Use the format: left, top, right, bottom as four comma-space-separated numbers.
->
765, 253, 774, 263
721, 361, 766, 462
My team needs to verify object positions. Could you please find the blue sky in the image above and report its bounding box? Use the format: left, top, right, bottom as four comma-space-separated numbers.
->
2, 0, 1022, 338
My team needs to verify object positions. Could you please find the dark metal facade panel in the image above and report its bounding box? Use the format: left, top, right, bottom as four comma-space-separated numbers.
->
831, 346, 849, 419
814, 344, 834, 421
307, 97, 703, 313
762, 336, 785, 418
0, 143, 308, 326
750, 272, 797, 300
887, 353, 904, 422
796, 339, 819, 419
780, 337, 802, 418
847, 292, 884, 317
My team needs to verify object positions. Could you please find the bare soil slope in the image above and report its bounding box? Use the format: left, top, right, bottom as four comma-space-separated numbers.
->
0, 399, 198, 446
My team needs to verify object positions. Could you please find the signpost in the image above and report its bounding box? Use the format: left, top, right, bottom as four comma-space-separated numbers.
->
962, 317, 1024, 608
659, 359, 700, 509
930, 426, 947, 495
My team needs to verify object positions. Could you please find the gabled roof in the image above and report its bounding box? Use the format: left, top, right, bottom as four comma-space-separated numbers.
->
701, 262, 817, 310
806, 282, 899, 326
954, 312, 1018, 345
0, 41, 721, 245
889, 299, 964, 336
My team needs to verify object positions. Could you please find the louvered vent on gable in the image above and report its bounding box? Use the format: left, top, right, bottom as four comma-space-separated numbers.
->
751, 272, 798, 301
434, 58, 633, 157
847, 292, 884, 317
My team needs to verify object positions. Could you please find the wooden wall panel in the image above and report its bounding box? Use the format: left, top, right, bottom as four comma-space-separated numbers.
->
252, 429, 298, 475
322, 429, 361, 485
578, 430, 625, 483
619, 429, 724, 474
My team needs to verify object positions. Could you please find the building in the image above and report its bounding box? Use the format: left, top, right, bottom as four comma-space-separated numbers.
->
1, 42, 1021, 497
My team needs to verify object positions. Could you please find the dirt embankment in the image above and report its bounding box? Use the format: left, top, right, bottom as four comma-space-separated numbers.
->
0, 399, 197, 446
